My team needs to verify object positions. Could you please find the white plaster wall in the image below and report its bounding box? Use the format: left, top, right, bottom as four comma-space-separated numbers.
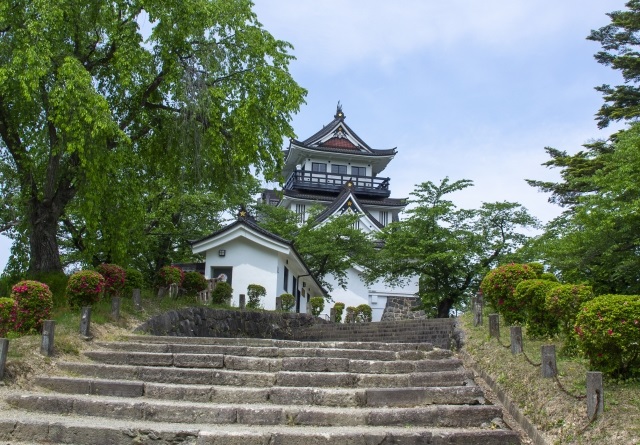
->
322, 268, 419, 322
205, 239, 278, 309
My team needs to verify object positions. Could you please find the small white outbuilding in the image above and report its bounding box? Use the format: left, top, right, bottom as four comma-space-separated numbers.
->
191, 210, 327, 312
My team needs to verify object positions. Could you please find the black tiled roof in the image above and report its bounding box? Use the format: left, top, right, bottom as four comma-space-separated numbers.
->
282, 189, 407, 207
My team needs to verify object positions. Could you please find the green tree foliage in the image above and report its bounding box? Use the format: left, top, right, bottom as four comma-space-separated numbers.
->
366, 179, 539, 318
256, 204, 376, 292
531, 125, 640, 294
0, 297, 14, 336
587, 1, 640, 128
0, 0, 306, 275
123, 268, 145, 295
574, 294, 640, 378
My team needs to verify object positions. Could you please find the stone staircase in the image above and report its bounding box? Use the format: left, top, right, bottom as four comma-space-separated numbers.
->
0, 335, 521, 444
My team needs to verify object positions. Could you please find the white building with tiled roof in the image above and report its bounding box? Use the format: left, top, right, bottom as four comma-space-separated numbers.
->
262, 104, 419, 321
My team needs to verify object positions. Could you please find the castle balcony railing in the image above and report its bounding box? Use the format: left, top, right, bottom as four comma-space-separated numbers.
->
284, 170, 391, 198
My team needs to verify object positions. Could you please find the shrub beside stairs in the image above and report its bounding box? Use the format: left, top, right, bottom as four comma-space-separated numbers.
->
0, 335, 521, 444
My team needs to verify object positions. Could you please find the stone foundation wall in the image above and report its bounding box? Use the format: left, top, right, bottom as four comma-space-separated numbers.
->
380, 297, 427, 322
135, 308, 322, 339
293, 318, 458, 350
135, 307, 458, 350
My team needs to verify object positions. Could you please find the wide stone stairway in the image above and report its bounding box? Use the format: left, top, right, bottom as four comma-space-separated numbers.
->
0, 335, 521, 444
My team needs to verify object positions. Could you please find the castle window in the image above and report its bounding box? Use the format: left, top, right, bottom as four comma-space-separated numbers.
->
295, 204, 306, 223
351, 166, 366, 176
312, 162, 327, 173
379, 211, 389, 226
331, 164, 347, 174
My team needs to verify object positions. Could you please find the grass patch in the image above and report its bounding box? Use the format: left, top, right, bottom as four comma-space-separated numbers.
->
459, 311, 640, 444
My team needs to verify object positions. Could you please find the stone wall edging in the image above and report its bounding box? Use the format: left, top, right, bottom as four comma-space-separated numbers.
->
458, 349, 548, 445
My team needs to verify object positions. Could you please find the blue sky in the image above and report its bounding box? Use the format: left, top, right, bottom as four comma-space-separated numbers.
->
0, 0, 629, 272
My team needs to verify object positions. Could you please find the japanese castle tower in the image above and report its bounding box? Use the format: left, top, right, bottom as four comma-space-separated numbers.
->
263, 104, 419, 321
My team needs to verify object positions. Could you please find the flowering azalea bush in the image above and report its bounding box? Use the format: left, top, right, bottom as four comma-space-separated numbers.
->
183, 272, 207, 295
479, 263, 538, 325
10, 280, 53, 334
66, 270, 105, 308
96, 264, 126, 297
309, 297, 325, 316
333, 302, 345, 323
513, 279, 562, 338
0, 297, 16, 336
574, 294, 640, 378
157, 266, 184, 287
279, 293, 295, 312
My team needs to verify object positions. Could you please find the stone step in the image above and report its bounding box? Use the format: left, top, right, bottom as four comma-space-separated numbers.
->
103, 340, 449, 361
6, 392, 505, 428
35, 376, 486, 407
122, 334, 436, 351
0, 414, 521, 445
57, 362, 473, 388
83, 350, 463, 373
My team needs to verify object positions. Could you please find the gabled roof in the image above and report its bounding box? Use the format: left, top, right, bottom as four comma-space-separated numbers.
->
312, 182, 385, 232
289, 104, 397, 157
191, 210, 328, 297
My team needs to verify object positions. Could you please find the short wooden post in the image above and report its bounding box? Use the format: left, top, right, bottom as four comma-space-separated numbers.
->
330, 307, 337, 322
111, 297, 121, 321
586, 371, 604, 420
488, 314, 500, 339
79, 306, 92, 338
169, 283, 178, 299
510, 326, 523, 354
239, 294, 246, 309
0, 338, 8, 380
40, 320, 55, 356
541, 345, 557, 378
132, 289, 142, 311
275, 296, 282, 311
473, 300, 483, 326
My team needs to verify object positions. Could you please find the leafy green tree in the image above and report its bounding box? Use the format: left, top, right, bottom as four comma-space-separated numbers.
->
255, 204, 376, 292
533, 124, 640, 294
587, 0, 640, 128
366, 178, 539, 318
0, 0, 306, 275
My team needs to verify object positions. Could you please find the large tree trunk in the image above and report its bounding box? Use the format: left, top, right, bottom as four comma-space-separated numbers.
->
28, 198, 64, 274
436, 297, 454, 318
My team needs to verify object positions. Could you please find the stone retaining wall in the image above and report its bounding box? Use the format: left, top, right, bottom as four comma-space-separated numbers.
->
380, 297, 427, 321
293, 318, 458, 350
135, 308, 458, 350
135, 307, 322, 339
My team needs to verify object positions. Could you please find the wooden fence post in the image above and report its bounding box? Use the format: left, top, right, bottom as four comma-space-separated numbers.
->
41, 320, 55, 356
541, 345, 557, 378
79, 306, 92, 339
275, 296, 282, 311
111, 297, 121, 321
132, 288, 142, 311
587, 371, 604, 420
239, 294, 246, 309
330, 308, 337, 322
510, 326, 523, 354
488, 314, 500, 339
0, 338, 8, 380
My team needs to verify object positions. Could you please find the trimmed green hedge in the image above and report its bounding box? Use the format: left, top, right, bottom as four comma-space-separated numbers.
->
11, 280, 53, 334
480, 263, 538, 325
